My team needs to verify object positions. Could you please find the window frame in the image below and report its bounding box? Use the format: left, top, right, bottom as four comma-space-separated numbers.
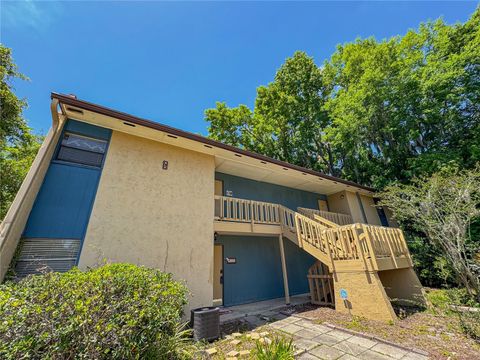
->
53, 131, 109, 170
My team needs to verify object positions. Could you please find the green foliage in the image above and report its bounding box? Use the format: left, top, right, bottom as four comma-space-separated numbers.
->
457, 309, 480, 342
0, 263, 191, 359
426, 288, 479, 312
205, 9, 480, 188
205, 9, 480, 291
425, 288, 480, 341
380, 166, 480, 299
0, 132, 42, 219
408, 235, 457, 288
253, 337, 295, 360
206, 51, 337, 175
0, 44, 42, 220
323, 9, 480, 187
0, 44, 28, 144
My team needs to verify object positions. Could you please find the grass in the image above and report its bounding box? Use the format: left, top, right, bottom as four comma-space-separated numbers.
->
197, 327, 293, 359
252, 337, 295, 360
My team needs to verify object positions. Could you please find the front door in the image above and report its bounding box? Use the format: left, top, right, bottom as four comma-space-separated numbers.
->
213, 244, 223, 306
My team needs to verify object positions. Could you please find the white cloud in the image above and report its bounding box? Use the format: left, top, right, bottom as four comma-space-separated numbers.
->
1, 1, 63, 31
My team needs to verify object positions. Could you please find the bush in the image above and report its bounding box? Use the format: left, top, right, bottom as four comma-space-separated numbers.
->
0, 263, 190, 359
425, 288, 480, 341
457, 310, 480, 342
253, 337, 295, 360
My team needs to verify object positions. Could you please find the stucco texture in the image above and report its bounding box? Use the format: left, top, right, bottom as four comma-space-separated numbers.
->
360, 195, 382, 226
79, 131, 215, 310
328, 190, 382, 225
334, 270, 396, 322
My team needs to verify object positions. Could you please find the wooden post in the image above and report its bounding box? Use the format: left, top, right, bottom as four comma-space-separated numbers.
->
278, 234, 290, 305
362, 224, 379, 270
250, 200, 254, 232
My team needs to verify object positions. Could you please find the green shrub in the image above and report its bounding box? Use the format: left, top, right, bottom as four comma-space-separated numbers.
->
253, 337, 295, 360
426, 288, 480, 313
457, 310, 480, 342
0, 263, 190, 359
425, 288, 480, 341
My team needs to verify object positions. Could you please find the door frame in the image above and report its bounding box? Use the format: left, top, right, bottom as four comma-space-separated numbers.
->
213, 243, 224, 306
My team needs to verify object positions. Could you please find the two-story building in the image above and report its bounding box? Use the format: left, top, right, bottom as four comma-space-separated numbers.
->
0, 93, 425, 321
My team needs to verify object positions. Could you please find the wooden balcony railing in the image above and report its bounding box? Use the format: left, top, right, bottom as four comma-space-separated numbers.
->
214, 195, 296, 231
215, 195, 411, 271
298, 207, 353, 226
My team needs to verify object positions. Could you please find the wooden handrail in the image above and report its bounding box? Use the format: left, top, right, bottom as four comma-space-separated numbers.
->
298, 207, 354, 226
215, 195, 411, 270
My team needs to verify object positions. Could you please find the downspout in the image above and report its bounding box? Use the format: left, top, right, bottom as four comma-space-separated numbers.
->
0, 99, 63, 280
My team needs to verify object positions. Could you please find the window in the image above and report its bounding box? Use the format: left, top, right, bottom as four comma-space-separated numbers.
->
56, 133, 107, 167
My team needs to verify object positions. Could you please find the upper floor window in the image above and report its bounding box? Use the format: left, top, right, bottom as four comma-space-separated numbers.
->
56, 132, 107, 168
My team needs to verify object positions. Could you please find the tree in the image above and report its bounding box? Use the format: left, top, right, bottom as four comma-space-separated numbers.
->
379, 166, 480, 300
206, 9, 480, 188
206, 52, 337, 175
0, 44, 42, 220
323, 9, 480, 188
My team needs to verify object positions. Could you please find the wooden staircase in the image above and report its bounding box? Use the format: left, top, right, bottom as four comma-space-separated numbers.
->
214, 195, 412, 273
214, 195, 424, 320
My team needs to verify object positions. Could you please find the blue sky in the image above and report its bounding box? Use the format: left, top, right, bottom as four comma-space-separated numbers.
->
2, 1, 477, 135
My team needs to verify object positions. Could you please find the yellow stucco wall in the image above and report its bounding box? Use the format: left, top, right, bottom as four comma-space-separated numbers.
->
326, 191, 351, 216
328, 191, 382, 225
334, 270, 397, 322
345, 191, 365, 223
327, 190, 365, 223
360, 195, 381, 226
378, 268, 426, 307
79, 131, 215, 311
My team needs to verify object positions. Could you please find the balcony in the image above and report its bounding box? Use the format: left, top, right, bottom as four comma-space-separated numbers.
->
214, 195, 412, 272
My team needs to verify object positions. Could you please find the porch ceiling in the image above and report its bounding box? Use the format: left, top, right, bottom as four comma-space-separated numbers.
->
215, 156, 363, 195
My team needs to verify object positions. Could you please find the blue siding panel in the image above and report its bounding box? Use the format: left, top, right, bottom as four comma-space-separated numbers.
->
217, 235, 315, 306
215, 172, 326, 211
284, 239, 316, 295
23, 163, 101, 239
218, 236, 284, 306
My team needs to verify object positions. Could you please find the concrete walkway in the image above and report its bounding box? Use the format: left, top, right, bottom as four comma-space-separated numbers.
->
268, 315, 429, 360
219, 294, 309, 323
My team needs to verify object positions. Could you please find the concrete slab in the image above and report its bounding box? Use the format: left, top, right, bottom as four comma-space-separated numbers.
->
281, 323, 304, 334
370, 343, 408, 359
357, 350, 392, 360
296, 328, 322, 340
293, 337, 319, 351
219, 294, 309, 323
333, 340, 369, 356
401, 352, 429, 360
310, 344, 346, 360
312, 333, 342, 346
298, 353, 322, 360
326, 330, 353, 341
345, 336, 377, 349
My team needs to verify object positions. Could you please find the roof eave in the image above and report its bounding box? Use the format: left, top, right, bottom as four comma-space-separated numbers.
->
51, 92, 376, 193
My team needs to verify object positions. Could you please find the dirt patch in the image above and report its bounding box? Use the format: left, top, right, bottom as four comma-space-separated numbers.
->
291, 305, 480, 360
